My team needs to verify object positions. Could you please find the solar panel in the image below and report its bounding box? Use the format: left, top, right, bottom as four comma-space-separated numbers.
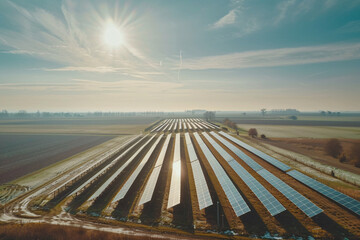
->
138, 135, 171, 205
210, 132, 263, 172
198, 121, 210, 130
203, 133, 285, 216
167, 120, 174, 132
194, 121, 203, 129
204, 121, 220, 129
68, 136, 141, 197
185, 133, 213, 210
219, 132, 291, 172
190, 122, 197, 129
157, 119, 170, 132
257, 169, 322, 217
183, 120, 188, 130
200, 121, 215, 129
172, 120, 178, 131
191, 161, 213, 210
179, 120, 182, 130
288, 170, 360, 216
151, 120, 166, 132
193, 132, 250, 216
154, 134, 171, 167
88, 135, 154, 201
167, 133, 182, 208
51, 135, 141, 196
187, 121, 193, 130
112, 134, 163, 203
138, 166, 162, 205
159, 120, 169, 132
185, 133, 198, 162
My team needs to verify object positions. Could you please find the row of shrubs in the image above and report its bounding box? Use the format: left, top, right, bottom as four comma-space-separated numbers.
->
325, 139, 360, 167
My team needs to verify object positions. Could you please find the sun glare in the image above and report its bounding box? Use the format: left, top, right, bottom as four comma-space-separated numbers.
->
103, 21, 125, 48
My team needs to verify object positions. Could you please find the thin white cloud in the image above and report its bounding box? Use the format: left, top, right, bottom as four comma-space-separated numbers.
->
45, 66, 127, 73
181, 42, 360, 70
274, 0, 296, 25
0, 79, 182, 93
211, 9, 238, 29
338, 20, 360, 33
0, 1, 164, 80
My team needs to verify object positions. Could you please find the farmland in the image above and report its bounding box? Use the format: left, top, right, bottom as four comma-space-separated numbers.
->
0, 116, 158, 135
0, 134, 114, 184
1, 118, 358, 239
236, 124, 360, 139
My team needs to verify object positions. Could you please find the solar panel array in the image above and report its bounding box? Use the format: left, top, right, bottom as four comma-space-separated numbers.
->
258, 169, 322, 217
112, 134, 163, 203
138, 135, 171, 205
288, 170, 360, 216
211, 131, 324, 218
67, 136, 141, 197
193, 132, 250, 216
167, 133, 182, 208
187, 120, 193, 130
52, 134, 140, 196
151, 118, 220, 132
190, 121, 197, 130
168, 120, 175, 132
185, 133, 213, 210
210, 132, 263, 172
88, 135, 154, 201
201, 121, 216, 129
151, 120, 166, 132
219, 131, 291, 172
203, 133, 285, 216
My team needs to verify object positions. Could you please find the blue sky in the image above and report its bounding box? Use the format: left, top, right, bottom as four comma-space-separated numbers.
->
0, 0, 359, 112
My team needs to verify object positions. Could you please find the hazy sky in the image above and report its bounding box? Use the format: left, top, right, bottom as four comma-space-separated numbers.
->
0, 0, 360, 112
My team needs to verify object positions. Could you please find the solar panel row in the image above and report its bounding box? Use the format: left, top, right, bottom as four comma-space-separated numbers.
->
51, 134, 141, 196
112, 134, 163, 203
167, 133, 182, 208
184, 133, 213, 210
211, 131, 323, 218
258, 169, 322, 217
67, 135, 141, 197
210, 132, 263, 172
288, 170, 360, 216
193, 132, 250, 216
138, 134, 172, 205
203, 133, 285, 216
88, 135, 154, 201
219, 131, 291, 172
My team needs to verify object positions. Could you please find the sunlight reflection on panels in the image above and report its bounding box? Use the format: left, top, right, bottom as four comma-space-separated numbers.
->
139, 134, 171, 205
167, 133, 182, 208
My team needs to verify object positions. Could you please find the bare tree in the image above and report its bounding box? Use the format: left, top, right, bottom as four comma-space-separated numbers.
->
325, 139, 342, 158
350, 143, 360, 168
248, 128, 258, 138
261, 108, 266, 117
204, 111, 216, 121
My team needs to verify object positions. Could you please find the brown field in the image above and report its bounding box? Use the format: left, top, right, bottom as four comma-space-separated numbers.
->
0, 117, 159, 135
236, 124, 360, 139
0, 134, 114, 184
0, 223, 177, 240
263, 138, 360, 175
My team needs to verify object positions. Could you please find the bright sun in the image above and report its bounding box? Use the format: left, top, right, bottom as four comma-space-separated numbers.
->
103, 22, 125, 48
